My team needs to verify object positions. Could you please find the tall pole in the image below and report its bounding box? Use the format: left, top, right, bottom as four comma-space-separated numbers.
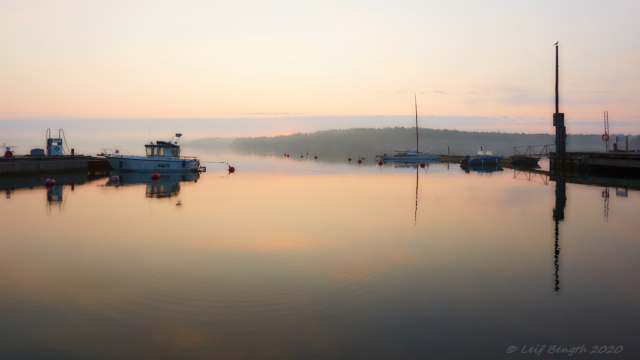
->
553, 42, 565, 158
555, 45, 559, 114
415, 94, 419, 153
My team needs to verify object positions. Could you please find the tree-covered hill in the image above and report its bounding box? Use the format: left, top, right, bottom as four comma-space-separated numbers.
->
224, 128, 638, 159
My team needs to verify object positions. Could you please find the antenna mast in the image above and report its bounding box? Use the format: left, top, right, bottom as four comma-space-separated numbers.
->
604, 111, 610, 151
555, 45, 559, 114
553, 42, 566, 157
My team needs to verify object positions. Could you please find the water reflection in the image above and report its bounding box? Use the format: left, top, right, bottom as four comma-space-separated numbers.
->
415, 166, 419, 225
107, 172, 200, 199
552, 176, 567, 293
461, 163, 504, 174
46, 185, 63, 208
2, 155, 640, 359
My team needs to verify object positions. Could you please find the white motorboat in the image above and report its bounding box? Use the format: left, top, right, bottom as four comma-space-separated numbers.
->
100, 134, 204, 172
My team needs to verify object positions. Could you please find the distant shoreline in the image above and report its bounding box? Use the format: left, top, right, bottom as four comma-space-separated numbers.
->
185, 127, 639, 157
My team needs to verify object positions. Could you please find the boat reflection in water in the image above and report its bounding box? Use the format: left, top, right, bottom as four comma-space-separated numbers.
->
107, 172, 200, 198
460, 163, 504, 174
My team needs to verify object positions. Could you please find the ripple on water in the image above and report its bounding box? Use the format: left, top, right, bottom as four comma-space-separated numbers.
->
127, 252, 391, 322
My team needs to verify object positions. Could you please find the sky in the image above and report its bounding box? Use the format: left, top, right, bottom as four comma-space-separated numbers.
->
1, 0, 640, 140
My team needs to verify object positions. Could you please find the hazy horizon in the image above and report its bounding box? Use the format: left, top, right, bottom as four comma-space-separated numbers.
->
2, 115, 638, 155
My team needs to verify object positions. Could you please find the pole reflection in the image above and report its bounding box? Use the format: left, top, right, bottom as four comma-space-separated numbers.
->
552, 176, 566, 294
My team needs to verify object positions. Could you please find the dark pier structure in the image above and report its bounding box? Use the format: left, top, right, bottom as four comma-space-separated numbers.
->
0, 155, 111, 177
549, 43, 639, 174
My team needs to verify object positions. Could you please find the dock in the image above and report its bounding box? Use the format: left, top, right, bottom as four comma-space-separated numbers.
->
0, 155, 112, 177
550, 151, 640, 174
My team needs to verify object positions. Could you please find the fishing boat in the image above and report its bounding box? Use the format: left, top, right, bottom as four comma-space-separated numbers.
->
376, 96, 442, 162
100, 134, 205, 172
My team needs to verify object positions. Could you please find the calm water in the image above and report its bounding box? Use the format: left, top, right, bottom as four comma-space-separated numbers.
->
1, 153, 639, 359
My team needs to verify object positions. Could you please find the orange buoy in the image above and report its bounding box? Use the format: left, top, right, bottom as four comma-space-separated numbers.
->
420, 162, 425, 168
357, 159, 362, 164
151, 173, 160, 181
378, 160, 383, 166
229, 166, 235, 173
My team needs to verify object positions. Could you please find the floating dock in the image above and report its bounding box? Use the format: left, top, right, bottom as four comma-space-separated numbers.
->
0, 156, 112, 177
550, 151, 640, 174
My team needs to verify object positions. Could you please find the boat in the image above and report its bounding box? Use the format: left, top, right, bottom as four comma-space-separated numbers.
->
376, 96, 443, 162
100, 134, 205, 172
460, 151, 503, 167
378, 150, 442, 161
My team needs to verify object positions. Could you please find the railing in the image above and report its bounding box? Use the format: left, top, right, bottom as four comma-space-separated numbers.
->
513, 144, 555, 158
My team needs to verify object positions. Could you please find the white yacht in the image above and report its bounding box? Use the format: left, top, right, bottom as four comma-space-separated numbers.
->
101, 134, 204, 172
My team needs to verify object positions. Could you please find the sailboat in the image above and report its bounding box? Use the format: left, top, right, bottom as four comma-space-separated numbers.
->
377, 96, 442, 162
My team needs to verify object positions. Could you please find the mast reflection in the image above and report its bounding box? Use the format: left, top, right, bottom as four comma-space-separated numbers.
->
552, 176, 566, 294
415, 166, 418, 225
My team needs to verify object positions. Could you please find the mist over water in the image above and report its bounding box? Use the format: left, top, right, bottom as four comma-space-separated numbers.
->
1, 151, 639, 359
3, 118, 637, 158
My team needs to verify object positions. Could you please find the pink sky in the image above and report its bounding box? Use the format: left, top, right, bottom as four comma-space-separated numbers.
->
1, 0, 639, 135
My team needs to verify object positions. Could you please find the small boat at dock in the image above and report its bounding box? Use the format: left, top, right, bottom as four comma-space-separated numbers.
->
378, 150, 442, 161
100, 134, 205, 172
376, 96, 442, 162
460, 151, 503, 166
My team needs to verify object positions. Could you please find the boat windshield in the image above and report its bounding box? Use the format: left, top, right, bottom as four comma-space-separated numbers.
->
146, 147, 156, 156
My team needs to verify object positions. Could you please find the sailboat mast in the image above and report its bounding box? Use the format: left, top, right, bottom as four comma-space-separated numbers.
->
415, 94, 419, 153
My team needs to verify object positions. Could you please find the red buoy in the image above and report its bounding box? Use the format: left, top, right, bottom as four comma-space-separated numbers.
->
284, 153, 286, 156
378, 160, 383, 166
229, 166, 235, 173
420, 162, 425, 168
348, 157, 352, 162
357, 159, 362, 164
287, 154, 290, 157
4, 151, 13, 158
314, 156, 317, 159
301, 155, 303, 158
45, 178, 55, 187
110, 175, 120, 184
306, 152, 309, 155
151, 173, 161, 181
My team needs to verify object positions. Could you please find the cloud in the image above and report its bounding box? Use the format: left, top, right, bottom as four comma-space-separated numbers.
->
433, 90, 446, 94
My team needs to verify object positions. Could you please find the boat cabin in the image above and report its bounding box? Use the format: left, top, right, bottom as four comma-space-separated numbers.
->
145, 141, 181, 158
